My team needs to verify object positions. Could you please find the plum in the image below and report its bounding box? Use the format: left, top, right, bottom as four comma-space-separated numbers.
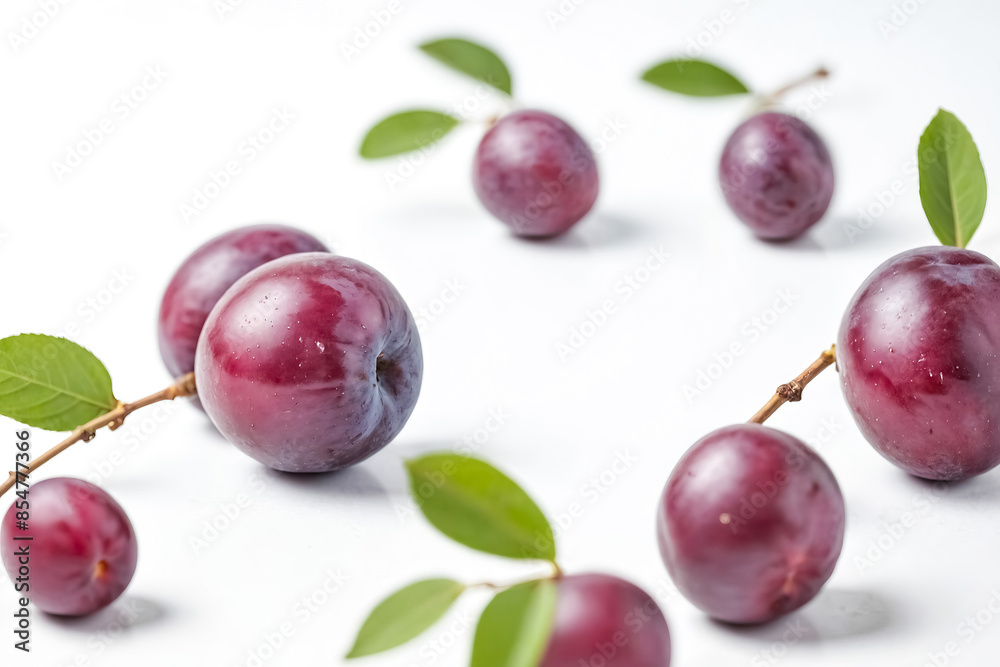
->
473, 110, 598, 237
657, 424, 844, 624
158, 224, 328, 382
1, 478, 137, 616
719, 112, 834, 240
838, 246, 1000, 480
541, 573, 671, 667
194, 253, 422, 472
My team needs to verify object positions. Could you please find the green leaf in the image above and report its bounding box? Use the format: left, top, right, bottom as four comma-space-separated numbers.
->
641, 59, 749, 97
918, 109, 988, 248
0, 334, 116, 431
346, 578, 466, 658
405, 454, 556, 561
360, 110, 460, 159
470, 580, 557, 667
419, 38, 513, 95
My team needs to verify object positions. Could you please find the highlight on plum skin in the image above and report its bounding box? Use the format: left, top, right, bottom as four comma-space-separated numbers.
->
157, 224, 329, 384
195, 252, 423, 473
657, 424, 845, 624
1, 478, 138, 616
473, 109, 599, 238
541, 573, 671, 667
718, 111, 834, 241
838, 246, 1000, 481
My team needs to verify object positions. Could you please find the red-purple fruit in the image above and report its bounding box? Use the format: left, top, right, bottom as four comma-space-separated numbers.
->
158, 224, 328, 383
657, 424, 844, 624
1, 478, 138, 616
195, 253, 422, 472
719, 112, 834, 240
473, 110, 599, 238
541, 573, 671, 667
838, 246, 1000, 481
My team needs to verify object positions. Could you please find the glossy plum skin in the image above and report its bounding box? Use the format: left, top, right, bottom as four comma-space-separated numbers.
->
541, 574, 671, 667
657, 424, 844, 624
473, 110, 599, 238
838, 246, 1000, 481
719, 112, 834, 240
158, 224, 328, 382
1, 478, 137, 616
195, 253, 422, 472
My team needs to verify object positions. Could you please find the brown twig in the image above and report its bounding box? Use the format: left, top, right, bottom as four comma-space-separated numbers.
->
749, 346, 836, 424
0, 372, 197, 498
756, 66, 830, 109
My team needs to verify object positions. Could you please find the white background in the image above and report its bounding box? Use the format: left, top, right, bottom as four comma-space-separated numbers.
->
2, 0, 1000, 665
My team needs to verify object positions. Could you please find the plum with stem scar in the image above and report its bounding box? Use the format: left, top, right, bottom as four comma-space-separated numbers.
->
195, 253, 422, 472
2, 478, 138, 616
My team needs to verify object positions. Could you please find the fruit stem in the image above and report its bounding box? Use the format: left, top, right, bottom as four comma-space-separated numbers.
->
756, 66, 829, 109
748, 345, 836, 424
469, 561, 565, 590
0, 373, 197, 499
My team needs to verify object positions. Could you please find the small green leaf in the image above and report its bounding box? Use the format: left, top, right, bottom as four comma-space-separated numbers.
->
918, 109, 988, 248
641, 59, 749, 97
471, 580, 557, 667
360, 110, 460, 159
346, 578, 466, 658
0, 334, 116, 431
405, 454, 556, 562
419, 38, 513, 95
